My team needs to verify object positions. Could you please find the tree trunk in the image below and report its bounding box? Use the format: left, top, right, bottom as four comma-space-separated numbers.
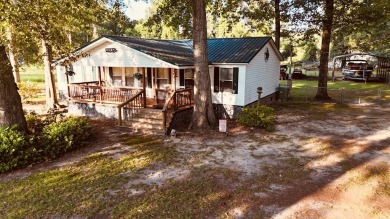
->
0, 45, 27, 131
190, 0, 216, 130
41, 37, 58, 109
315, 0, 334, 101
92, 24, 99, 40
6, 27, 21, 83
274, 0, 281, 50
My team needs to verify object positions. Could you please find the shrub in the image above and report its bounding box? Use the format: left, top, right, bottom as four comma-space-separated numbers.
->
0, 117, 93, 173
237, 105, 276, 131
41, 117, 93, 159
26, 111, 63, 134
0, 127, 35, 172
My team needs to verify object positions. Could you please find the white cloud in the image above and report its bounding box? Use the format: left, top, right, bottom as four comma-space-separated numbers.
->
125, 0, 150, 21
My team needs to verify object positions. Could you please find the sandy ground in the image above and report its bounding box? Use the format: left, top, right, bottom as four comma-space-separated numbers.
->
2, 103, 390, 218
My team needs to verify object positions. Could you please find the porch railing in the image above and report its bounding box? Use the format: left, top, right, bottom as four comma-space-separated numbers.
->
68, 83, 142, 104
118, 90, 145, 126
162, 88, 193, 131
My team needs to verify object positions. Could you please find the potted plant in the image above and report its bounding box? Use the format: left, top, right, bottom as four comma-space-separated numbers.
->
133, 72, 143, 80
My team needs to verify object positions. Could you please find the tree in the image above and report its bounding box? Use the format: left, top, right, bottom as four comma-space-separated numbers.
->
314, 0, 333, 100
303, 41, 318, 62
191, 0, 216, 129
0, 45, 27, 131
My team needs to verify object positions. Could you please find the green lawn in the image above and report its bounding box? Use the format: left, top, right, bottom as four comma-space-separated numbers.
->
20, 65, 45, 83
279, 79, 390, 103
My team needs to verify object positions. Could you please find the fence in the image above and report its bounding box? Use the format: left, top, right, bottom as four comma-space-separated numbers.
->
291, 86, 390, 105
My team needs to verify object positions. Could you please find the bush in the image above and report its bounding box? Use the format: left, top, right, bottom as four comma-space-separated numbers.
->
0, 127, 34, 172
0, 117, 93, 173
237, 105, 276, 131
41, 117, 92, 159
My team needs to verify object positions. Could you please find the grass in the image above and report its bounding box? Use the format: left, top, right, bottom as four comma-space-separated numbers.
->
20, 65, 45, 83
279, 78, 390, 102
0, 135, 179, 218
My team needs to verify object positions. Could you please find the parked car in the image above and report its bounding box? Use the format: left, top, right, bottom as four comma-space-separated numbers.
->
342, 60, 374, 80
280, 65, 288, 80
292, 63, 304, 79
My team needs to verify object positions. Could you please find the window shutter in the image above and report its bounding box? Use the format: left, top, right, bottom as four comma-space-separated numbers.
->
233, 67, 239, 94
147, 68, 152, 88
168, 68, 172, 84
214, 67, 219, 92
179, 69, 184, 86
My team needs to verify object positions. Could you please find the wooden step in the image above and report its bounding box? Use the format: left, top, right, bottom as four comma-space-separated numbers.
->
123, 108, 166, 135
126, 117, 162, 125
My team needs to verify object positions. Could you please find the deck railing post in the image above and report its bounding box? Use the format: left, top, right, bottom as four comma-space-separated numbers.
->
118, 106, 122, 126
162, 111, 166, 131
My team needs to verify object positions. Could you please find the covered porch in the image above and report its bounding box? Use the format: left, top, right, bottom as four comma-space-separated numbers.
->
64, 66, 194, 129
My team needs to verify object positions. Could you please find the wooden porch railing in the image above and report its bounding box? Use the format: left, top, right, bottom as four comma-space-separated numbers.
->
68, 83, 142, 104
118, 90, 145, 126
162, 88, 193, 131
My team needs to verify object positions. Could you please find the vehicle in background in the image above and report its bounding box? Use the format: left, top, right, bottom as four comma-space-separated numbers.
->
342, 60, 374, 80
292, 63, 304, 79
280, 65, 288, 80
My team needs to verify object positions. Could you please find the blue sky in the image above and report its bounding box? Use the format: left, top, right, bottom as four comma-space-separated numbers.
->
125, 0, 150, 20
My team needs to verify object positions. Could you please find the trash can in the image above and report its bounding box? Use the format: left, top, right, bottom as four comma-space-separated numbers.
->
278, 85, 290, 101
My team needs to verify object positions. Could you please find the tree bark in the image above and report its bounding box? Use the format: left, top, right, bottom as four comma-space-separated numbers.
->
274, 0, 281, 50
41, 37, 58, 109
6, 27, 21, 83
190, 0, 216, 130
92, 24, 99, 40
0, 45, 27, 131
315, 0, 334, 101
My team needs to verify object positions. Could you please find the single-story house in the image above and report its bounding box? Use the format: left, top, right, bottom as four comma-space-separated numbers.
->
55, 35, 282, 130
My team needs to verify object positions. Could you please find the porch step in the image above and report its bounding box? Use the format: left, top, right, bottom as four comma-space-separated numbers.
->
124, 108, 166, 135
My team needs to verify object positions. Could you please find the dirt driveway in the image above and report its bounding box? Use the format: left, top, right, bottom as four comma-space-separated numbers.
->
1, 102, 389, 218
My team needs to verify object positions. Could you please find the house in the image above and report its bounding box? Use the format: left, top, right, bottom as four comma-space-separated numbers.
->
55, 35, 283, 132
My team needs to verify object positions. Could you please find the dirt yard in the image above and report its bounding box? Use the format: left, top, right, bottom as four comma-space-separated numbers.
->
1, 102, 389, 218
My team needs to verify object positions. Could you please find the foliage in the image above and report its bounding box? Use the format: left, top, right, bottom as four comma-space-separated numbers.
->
17, 81, 41, 103
0, 116, 92, 173
0, 126, 33, 172
41, 117, 92, 159
237, 105, 276, 131
302, 41, 318, 62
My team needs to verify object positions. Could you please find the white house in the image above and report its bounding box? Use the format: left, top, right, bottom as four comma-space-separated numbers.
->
55, 35, 283, 121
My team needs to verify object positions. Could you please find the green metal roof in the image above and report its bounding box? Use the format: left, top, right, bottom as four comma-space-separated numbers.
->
75, 35, 279, 66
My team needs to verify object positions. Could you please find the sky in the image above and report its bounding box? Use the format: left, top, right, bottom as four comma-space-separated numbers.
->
125, 0, 151, 20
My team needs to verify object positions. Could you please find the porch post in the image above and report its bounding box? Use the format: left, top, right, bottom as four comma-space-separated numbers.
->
66, 73, 70, 99
173, 69, 177, 91
98, 66, 102, 86
152, 68, 156, 100
143, 67, 146, 108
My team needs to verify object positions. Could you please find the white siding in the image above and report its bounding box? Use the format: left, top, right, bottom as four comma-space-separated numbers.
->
209, 65, 246, 106
71, 41, 177, 69
245, 42, 280, 105
56, 66, 67, 92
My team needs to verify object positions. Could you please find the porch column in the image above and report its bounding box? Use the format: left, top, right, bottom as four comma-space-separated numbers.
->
121, 67, 126, 86
143, 67, 146, 108
98, 66, 102, 86
152, 68, 156, 100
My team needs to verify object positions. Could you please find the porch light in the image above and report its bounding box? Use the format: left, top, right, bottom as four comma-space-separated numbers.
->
65, 70, 76, 76
264, 48, 270, 62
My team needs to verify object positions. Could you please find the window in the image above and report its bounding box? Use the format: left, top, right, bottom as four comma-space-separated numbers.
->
157, 68, 170, 89
112, 67, 123, 86
125, 67, 135, 87
184, 69, 194, 88
213, 67, 238, 94
220, 68, 234, 92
